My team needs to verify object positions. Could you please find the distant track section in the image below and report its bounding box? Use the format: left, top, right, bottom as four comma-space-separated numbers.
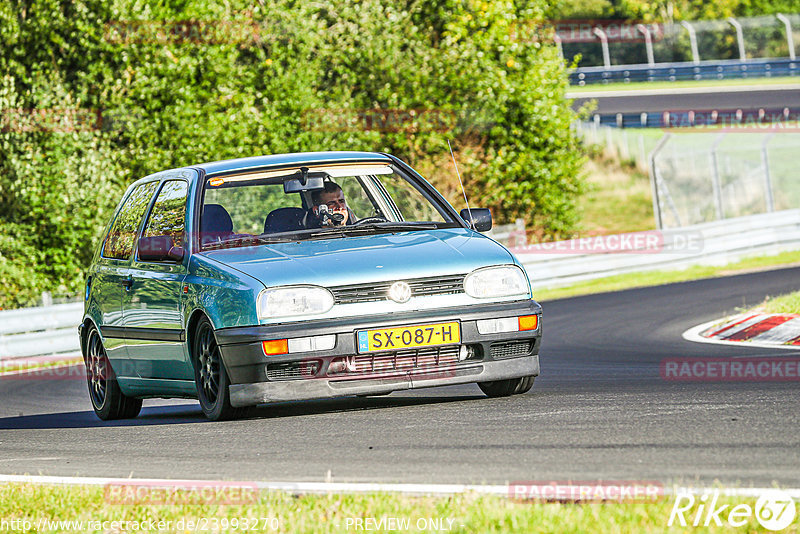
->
570, 58, 800, 85
568, 84, 800, 128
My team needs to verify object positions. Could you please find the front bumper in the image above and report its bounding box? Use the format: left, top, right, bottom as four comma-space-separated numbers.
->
215, 299, 542, 408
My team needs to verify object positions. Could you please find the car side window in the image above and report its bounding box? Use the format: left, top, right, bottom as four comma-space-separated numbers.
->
102, 181, 158, 260
142, 180, 189, 246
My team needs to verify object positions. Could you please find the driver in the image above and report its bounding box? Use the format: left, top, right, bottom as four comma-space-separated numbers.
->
306, 181, 356, 228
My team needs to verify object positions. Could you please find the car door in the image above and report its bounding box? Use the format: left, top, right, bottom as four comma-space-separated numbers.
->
94, 180, 159, 378
123, 176, 192, 380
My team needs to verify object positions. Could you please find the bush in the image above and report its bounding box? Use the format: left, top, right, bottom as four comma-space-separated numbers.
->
0, 0, 585, 308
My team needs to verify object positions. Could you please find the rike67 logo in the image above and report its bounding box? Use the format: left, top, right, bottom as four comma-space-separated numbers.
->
669, 490, 797, 531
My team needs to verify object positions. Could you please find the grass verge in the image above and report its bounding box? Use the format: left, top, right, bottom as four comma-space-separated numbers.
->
0, 483, 791, 533
577, 151, 654, 236
567, 75, 800, 94
762, 290, 800, 314
534, 250, 800, 302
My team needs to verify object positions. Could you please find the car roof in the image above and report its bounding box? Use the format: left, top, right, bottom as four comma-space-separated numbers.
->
190, 151, 392, 177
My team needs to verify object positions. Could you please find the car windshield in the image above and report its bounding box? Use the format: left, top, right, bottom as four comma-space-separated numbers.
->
200, 163, 457, 250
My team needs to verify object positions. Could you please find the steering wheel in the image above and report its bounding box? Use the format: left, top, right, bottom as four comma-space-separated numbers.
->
353, 216, 389, 226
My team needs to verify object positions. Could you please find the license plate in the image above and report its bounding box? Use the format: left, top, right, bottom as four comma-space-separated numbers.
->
356, 321, 461, 353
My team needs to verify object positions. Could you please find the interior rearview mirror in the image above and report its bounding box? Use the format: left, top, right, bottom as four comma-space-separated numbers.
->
283, 168, 328, 193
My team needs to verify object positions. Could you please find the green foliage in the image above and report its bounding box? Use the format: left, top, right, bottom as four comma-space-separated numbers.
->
0, 75, 129, 307
0, 0, 586, 308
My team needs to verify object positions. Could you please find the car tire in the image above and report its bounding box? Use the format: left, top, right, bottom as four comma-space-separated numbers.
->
514, 375, 535, 394
478, 376, 534, 398
84, 326, 143, 420
193, 317, 241, 421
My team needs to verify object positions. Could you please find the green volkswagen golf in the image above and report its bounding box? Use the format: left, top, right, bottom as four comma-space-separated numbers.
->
79, 151, 542, 421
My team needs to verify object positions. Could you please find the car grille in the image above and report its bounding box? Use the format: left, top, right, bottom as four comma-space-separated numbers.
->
490, 341, 533, 360
266, 360, 320, 381
329, 275, 466, 305
337, 345, 461, 375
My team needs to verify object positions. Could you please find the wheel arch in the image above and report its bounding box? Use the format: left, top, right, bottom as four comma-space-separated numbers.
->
79, 316, 101, 364
186, 308, 211, 367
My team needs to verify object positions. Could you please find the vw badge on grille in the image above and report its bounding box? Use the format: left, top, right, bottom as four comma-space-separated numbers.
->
388, 281, 412, 303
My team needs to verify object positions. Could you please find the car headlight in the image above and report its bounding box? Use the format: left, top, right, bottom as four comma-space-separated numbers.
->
257, 285, 335, 319
464, 265, 529, 299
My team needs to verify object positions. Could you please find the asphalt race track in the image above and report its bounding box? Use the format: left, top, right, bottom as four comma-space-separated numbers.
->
568, 85, 800, 115
1, 267, 798, 486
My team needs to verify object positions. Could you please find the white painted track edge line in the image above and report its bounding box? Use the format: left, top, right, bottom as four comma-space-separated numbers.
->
683, 317, 800, 351
0, 474, 798, 499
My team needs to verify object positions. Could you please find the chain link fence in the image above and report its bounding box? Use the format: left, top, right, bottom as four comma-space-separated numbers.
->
563, 13, 800, 68
576, 122, 800, 229
650, 132, 800, 228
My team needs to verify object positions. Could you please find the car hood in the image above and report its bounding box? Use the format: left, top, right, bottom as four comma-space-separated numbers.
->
200, 229, 515, 288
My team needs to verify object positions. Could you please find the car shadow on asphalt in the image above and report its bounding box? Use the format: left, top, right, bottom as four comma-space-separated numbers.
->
0, 392, 487, 429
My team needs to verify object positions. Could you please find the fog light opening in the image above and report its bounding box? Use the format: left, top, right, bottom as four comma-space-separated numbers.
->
459, 345, 476, 361
327, 356, 356, 375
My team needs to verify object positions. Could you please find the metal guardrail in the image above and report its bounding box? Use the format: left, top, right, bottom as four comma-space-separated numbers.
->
485, 219, 528, 248
571, 58, 800, 85
0, 301, 82, 360
514, 209, 800, 289
588, 107, 800, 129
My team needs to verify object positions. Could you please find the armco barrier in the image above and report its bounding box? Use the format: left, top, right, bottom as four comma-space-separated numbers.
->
2, 210, 799, 359
571, 58, 800, 85
514, 210, 800, 289
0, 301, 82, 360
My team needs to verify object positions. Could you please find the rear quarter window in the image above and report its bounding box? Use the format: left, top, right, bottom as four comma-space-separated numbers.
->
102, 181, 158, 260
142, 180, 189, 245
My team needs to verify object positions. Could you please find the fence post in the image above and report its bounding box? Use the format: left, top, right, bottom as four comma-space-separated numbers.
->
638, 133, 647, 171
593, 27, 611, 70
709, 134, 726, 220
761, 133, 776, 212
727, 18, 747, 61
621, 128, 630, 160
777, 14, 796, 60
636, 24, 655, 66
605, 126, 615, 157
648, 133, 671, 229
680, 21, 700, 65
554, 33, 564, 61
514, 218, 527, 247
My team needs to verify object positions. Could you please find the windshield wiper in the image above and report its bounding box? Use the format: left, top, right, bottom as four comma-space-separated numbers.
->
365, 222, 439, 231
306, 222, 439, 240
203, 233, 299, 250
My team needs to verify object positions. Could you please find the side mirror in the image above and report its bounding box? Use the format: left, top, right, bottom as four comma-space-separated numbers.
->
460, 208, 492, 232
138, 235, 185, 263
